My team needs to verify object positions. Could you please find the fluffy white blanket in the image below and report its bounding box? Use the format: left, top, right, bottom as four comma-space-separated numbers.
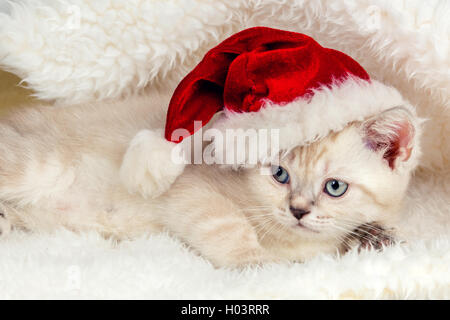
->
0, 0, 449, 299
0, 230, 448, 299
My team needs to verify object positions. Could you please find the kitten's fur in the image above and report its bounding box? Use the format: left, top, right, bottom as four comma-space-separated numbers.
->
0, 91, 419, 267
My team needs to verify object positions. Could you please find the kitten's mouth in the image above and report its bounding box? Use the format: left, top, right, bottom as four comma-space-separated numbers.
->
297, 222, 319, 233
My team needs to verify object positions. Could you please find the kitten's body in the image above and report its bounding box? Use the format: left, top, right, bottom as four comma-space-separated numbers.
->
0, 92, 419, 267
0, 91, 170, 236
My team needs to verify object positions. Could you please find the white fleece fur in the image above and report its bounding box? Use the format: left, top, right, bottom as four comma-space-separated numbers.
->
0, 230, 448, 299
0, 0, 449, 299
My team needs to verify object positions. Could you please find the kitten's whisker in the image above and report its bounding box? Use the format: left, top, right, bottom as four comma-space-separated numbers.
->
330, 224, 375, 245
256, 219, 274, 236
327, 232, 350, 252
359, 223, 386, 233
264, 221, 288, 243
268, 223, 286, 241
337, 217, 385, 234
252, 216, 273, 234
258, 221, 279, 243
329, 222, 356, 234
238, 208, 273, 215
334, 219, 361, 229
239, 205, 274, 210
245, 214, 275, 222
251, 220, 273, 232
241, 211, 273, 216
334, 221, 377, 241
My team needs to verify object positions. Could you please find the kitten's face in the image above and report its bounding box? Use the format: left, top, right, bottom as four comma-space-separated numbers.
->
246, 108, 419, 243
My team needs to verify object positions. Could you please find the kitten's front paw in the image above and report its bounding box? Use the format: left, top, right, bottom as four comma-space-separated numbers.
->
120, 130, 185, 199
353, 223, 396, 252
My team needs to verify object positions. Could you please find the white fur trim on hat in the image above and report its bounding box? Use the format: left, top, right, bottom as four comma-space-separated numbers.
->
211, 77, 415, 167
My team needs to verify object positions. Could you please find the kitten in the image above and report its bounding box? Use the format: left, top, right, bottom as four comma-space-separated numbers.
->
0, 92, 419, 267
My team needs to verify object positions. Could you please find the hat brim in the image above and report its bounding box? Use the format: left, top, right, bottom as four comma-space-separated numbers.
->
210, 77, 415, 167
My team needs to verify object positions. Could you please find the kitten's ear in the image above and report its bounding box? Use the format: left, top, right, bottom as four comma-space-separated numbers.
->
362, 107, 420, 170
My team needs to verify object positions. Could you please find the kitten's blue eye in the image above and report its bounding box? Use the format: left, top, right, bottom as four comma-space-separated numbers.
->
272, 166, 290, 184
324, 179, 348, 197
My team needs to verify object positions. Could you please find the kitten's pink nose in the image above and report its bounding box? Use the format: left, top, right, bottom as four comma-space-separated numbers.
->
289, 206, 310, 220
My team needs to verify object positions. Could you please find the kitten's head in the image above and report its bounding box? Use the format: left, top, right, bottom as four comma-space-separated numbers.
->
245, 107, 421, 242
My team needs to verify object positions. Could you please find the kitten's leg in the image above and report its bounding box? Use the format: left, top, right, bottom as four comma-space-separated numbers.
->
166, 197, 279, 268
189, 217, 278, 268
120, 130, 185, 199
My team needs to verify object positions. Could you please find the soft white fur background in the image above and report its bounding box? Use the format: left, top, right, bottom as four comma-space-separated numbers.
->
0, 0, 449, 299
0, 230, 449, 299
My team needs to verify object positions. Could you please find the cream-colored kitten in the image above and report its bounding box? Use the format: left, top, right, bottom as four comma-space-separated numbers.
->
0, 92, 419, 267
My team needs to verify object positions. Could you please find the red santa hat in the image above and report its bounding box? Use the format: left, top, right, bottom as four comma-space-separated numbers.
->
164, 26, 410, 167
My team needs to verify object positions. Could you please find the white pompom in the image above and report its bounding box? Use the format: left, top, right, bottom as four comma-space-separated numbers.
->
120, 129, 185, 199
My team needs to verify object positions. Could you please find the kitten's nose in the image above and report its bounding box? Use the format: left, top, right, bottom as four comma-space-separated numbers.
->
289, 206, 310, 220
